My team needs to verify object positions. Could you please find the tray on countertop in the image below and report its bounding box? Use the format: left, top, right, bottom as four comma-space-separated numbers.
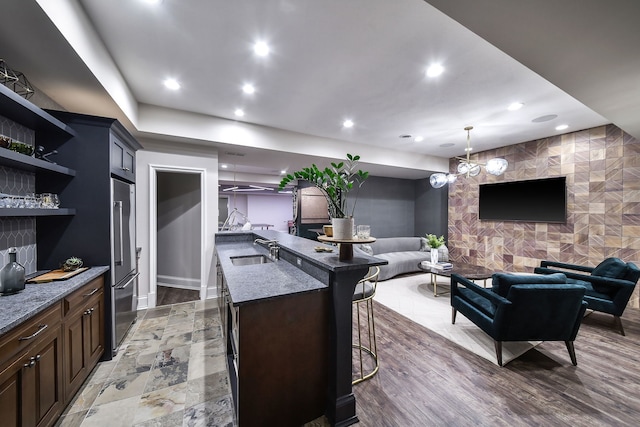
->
27, 267, 90, 283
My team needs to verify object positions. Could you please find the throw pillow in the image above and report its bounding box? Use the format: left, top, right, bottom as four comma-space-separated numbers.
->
359, 244, 373, 256
492, 272, 567, 298
592, 257, 628, 279
420, 237, 430, 252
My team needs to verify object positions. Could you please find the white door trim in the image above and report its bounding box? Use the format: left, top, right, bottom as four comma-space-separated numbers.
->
149, 164, 207, 307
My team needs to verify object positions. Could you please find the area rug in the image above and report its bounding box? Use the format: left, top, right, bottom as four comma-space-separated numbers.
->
374, 272, 541, 366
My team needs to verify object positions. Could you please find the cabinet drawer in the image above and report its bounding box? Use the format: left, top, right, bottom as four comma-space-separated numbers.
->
63, 277, 104, 317
0, 303, 61, 367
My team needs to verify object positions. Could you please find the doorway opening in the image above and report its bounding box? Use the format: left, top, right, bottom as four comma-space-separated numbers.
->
150, 166, 206, 307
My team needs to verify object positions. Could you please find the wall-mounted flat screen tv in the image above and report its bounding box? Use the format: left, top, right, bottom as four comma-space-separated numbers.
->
479, 177, 567, 223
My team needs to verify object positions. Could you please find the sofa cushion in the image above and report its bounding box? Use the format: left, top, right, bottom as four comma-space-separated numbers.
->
375, 251, 431, 281
358, 244, 374, 256
492, 272, 567, 298
592, 257, 628, 279
457, 287, 496, 318
369, 237, 422, 255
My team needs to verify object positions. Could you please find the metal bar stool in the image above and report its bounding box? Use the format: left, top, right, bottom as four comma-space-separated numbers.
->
352, 266, 380, 384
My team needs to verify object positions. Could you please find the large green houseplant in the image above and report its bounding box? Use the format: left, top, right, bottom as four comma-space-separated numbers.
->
279, 154, 369, 238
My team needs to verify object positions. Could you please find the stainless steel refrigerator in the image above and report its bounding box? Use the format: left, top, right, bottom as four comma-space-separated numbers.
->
111, 178, 139, 354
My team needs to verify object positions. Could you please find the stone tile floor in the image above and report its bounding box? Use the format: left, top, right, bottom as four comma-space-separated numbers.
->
56, 299, 331, 427
56, 299, 236, 427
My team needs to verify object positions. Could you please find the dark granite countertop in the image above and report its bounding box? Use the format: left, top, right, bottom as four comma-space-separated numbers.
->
0, 266, 110, 335
215, 230, 386, 306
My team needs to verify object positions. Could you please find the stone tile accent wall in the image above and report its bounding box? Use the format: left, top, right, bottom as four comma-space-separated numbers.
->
447, 124, 640, 307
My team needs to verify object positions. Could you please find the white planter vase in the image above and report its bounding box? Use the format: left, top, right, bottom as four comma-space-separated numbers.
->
430, 248, 439, 264
332, 217, 354, 240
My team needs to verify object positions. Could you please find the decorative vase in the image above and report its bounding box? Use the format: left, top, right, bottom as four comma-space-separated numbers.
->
438, 245, 449, 262
430, 247, 439, 264
0, 247, 26, 295
332, 217, 354, 240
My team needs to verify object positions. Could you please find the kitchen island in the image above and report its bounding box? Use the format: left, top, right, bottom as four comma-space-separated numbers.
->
216, 231, 386, 427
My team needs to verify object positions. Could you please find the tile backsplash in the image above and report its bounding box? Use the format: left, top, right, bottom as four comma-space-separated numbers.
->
0, 114, 37, 274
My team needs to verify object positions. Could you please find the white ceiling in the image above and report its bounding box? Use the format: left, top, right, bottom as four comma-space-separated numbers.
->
1, 0, 637, 184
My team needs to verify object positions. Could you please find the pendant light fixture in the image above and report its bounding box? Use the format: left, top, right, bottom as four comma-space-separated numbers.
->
430, 126, 508, 188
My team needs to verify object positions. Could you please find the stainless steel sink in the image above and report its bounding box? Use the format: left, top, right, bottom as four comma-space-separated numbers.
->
230, 254, 272, 266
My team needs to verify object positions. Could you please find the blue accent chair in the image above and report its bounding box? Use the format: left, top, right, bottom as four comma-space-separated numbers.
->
534, 258, 640, 335
451, 273, 588, 366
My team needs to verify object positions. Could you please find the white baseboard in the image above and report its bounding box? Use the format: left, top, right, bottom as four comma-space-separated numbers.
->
157, 274, 200, 290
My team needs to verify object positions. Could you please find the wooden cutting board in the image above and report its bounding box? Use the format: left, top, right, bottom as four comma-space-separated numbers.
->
27, 267, 90, 284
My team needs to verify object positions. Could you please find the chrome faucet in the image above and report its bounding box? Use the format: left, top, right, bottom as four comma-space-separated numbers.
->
254, 238, 278, 245
254, 238, 280, 260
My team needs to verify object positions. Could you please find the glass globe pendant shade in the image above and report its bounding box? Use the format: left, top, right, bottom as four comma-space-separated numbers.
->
468, 163, 481, 177
486, 158, 508, 175
458, 162, 480, 177
457, 162, 470, 174
447, 173, 457, 183
430, 173, 449, 188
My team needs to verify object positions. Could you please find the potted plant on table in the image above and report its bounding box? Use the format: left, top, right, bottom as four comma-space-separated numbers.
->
425, 234, 445, 264
279, 154, 369, 239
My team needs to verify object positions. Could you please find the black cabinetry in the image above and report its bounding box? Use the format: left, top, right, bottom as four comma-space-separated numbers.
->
38, 111, 142, 357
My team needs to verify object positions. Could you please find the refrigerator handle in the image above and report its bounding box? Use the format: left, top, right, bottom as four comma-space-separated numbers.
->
114, 201, 123, 266
116, 273, 140, 289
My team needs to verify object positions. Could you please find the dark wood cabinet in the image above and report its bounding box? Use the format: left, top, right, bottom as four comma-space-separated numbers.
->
62, 277, 105, 400
0, 303, 63, 427
0, 274, 106, 427
218, 273, 329, 427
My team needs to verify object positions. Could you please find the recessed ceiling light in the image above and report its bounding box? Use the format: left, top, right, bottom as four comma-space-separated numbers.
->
280, 170, 287, 174
234, 109, 245, 117
414, 136, 424, 142
221, 164, 228, 169
343, 119, 354, 128
426, 64, 444, 78
253, 41, 270, 57
508, 102, 524, 111
555, 124, 569, 131
163, 78, 180, 90
242, 83, 255, 94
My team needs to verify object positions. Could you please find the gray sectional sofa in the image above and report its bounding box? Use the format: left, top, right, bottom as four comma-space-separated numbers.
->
353, 236, 448, 281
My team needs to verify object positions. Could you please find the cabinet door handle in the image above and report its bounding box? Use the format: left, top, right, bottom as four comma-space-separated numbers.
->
23, 354, 41, 368
84, 288, 99, 297
19, 324, 48, 341
122, 167, 130, 172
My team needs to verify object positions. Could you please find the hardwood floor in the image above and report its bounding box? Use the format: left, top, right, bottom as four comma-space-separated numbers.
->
156, 285, 200, 306
351, 302, 640, 426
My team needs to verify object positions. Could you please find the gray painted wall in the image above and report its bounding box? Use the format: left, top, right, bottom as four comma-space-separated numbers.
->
350, 176, 448, 239
414, 177, 449, 239
157, 172, 201, 289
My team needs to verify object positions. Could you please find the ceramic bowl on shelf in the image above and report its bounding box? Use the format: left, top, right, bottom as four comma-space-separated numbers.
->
0, 135, 11, 149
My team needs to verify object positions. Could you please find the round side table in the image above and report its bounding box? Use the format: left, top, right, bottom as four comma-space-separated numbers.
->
317, 235, 376, 261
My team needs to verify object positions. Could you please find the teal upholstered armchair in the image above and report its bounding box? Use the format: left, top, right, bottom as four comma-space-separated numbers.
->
534, 257, 640, 335
451, 273, 588, 366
